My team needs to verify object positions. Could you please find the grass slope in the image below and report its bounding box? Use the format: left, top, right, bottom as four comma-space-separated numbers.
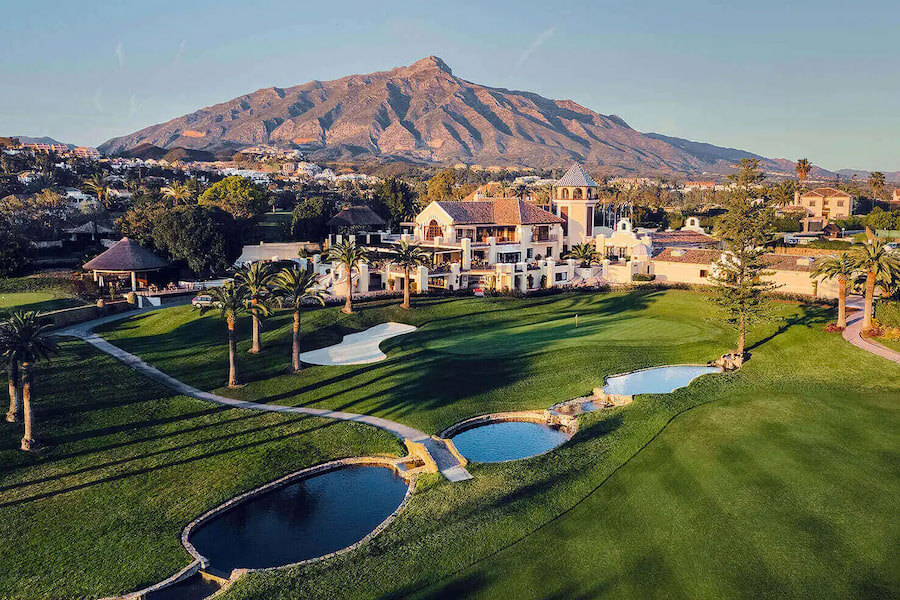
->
0, 340, 401, 600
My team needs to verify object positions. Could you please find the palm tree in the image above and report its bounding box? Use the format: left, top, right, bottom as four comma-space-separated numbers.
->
198, 282, 250, 388
854, 238, 900, 330
326, 240, 369, 314
795, 158, 812, 186
565, 242, 601, 267
234, 263, 275, 354
82, 173, 110, 208
0, 312, 57, 451
160, 181, 193, 206
82, 173, 110, 238
2, 352, 21, 423
812, 253, 856, 328
391, 241, 431, 310
273, 264, 326, 372
868, 172, 886, 201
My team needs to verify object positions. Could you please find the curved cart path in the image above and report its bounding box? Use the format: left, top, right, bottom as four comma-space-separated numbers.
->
56, 309, 472, 481
842, 297, 900, 365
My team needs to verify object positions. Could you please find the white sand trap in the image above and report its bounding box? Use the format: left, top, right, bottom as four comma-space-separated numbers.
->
299, 322, 417, 366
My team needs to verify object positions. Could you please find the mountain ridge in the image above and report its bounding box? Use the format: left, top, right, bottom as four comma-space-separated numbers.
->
97, 56, 892, 179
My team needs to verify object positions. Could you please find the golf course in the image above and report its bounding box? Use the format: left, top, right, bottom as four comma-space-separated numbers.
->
1, 289, 897, 599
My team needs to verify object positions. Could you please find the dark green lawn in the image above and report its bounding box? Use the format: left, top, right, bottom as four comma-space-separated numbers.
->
4, 290, 897, 599
0, 341, 400, 600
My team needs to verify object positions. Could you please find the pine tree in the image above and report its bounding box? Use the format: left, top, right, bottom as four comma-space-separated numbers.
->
711, 165, 776, 356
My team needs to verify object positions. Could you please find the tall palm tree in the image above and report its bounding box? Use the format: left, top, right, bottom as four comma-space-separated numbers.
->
812, 253, 856, 328
2, 352, 21, 423
326, 240, 369, 314
198, 282, 250, 388
391, 241, 430, 310
0, 312, 57, 451
854, 238, 900, 330
565, 242, 601, 267
234, 263, 275, 354
795, 158, 812, 186
273, 264, 326, 372
160, 181, 193, 206
868, 171, 886, 201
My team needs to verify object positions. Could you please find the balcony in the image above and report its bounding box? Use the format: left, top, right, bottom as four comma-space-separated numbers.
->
531, 234, 558, 243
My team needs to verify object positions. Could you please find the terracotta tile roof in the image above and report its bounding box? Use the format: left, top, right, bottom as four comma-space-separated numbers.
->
652, 248, 821, 272
555, 164, 598, 187
648, 230, 716, 248
435, 199, 564, 225
802, 187, 852, 198
83, 237, 168, 271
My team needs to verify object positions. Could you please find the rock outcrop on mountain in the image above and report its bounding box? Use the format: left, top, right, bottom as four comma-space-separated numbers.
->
96, 56, 828, 177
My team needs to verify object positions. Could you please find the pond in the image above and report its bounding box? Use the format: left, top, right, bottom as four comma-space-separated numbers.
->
189, 466, 408, 573
603, 365, 721, 396
450, 420, 571, 463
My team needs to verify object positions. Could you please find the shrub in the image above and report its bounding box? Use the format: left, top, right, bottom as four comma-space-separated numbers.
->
874, 300, 900, 328
632, 273, 656, 281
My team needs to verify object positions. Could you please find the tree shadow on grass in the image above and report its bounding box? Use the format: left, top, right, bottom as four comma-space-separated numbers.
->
0, 416, 341, 509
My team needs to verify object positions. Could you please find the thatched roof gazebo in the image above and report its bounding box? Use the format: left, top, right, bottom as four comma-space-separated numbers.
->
327, 205, 387, 234
83, 237, 168, 291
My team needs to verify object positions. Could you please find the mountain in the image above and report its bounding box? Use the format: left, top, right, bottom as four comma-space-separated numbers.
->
95, 56, 864, 178
11, 135, 76, 148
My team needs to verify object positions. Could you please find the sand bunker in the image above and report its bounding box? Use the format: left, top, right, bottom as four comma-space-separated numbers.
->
298, 322, 417, 365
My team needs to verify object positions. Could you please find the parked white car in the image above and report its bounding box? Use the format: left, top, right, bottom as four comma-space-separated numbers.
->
191, 294, 214, 307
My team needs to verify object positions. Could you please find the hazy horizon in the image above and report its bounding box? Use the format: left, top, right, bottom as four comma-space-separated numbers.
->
3, 0, 898, 172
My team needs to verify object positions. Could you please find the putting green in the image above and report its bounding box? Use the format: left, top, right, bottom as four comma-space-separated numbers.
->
420, 314, 713, 355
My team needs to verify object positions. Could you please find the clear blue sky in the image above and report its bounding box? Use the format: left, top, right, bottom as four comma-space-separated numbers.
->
2, 0, 898, 171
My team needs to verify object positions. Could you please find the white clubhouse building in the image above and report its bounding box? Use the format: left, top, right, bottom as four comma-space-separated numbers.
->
295, 164, 842, 299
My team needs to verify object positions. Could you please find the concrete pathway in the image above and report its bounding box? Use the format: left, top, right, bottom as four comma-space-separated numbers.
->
842, 297, 900, 365
56, 309, 472, 481
298, 322, 417, 365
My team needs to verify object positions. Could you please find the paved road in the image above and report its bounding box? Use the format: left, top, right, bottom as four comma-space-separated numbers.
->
56, 309, 473, 481
842, 297, 900, 365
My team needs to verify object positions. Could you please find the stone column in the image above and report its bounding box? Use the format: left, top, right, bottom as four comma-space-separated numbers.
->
417, 265, 429, 293
450, 263, 461, 291
358, 262, 370, 293
544, 259, 556, 288
130, 271, 137, 292
487, 237, 497, 264
461, 238, 472, 270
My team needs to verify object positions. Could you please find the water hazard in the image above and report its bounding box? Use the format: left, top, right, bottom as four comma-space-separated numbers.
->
450, 421, 571, 463
189, 466, 408, 573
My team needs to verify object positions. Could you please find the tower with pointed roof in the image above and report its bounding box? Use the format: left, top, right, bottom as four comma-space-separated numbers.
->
553, 164, 600, 248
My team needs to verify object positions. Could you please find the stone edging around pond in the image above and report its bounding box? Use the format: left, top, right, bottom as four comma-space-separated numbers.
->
181, 456, 416, 580
439, 410, 574, 439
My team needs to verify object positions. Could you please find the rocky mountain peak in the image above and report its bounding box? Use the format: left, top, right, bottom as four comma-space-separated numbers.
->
403, 55, 453, 76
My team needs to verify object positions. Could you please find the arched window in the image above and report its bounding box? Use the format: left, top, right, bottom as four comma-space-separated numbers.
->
561, 188, 569, 200
573, 188, 583, 199
426, 219, 442, 240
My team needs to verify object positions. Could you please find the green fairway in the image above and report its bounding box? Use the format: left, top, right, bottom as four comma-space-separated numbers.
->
5, 289, 897, 599
211, 293, 899, 600
99, 291, 734, 432
0, 340, 400, 600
